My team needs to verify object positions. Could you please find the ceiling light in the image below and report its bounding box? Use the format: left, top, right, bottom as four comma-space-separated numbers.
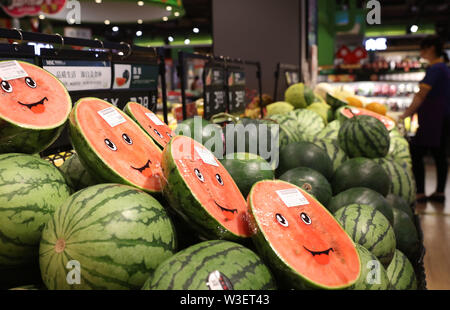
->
166, 6, 172, 11
38, 14, 45, 20
162, 16, 169, 21
136, 30, 143, 37
95, 0, 102, 3
184, 38, 191, 45
410, 25, 418, 33
137, 19, 143, 24
174, 12, 180, 17
137, 1, 144, 6
104, 19, 110, 25
112, 26, 119, 32
168, 36, 174, 42
193, 27, 199, 33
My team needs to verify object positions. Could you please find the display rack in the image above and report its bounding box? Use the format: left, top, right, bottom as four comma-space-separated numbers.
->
178, 51, 263, 120
0, 28, 168, 155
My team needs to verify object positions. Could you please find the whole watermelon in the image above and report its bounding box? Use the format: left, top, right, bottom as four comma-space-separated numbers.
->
316, 120, 341, 143
220, 152, 274, 198
277, 141, 333, 179
386, 194, 414, 220
334, 204, 396, 266
176, 117, 223, 154
392, 208, 420, 261
266, 101, 294, 116
39, 184, 177, 290
387, 129, 412, 169
144, 240, 276, 290
312, 139, 348, 172
279, 167, 332, 206
327, 187, 393, 224
0, 153, 71, 267
386, 249, 418, 290
338, 115, 390, 159
284, 83, 315, 109
348, 244, 390, 290
59, 153, 98, 192
332, 157, 391, 196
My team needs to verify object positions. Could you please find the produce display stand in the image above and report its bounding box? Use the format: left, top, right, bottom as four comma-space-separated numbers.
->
178, 51, 263, 120
0, 28, 168, 156
273, 62, 300, 101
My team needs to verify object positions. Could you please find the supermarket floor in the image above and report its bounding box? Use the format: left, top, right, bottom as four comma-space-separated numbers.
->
416, 162, 450, 290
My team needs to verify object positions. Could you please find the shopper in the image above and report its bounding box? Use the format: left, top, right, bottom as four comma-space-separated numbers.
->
400, 35, 450, 203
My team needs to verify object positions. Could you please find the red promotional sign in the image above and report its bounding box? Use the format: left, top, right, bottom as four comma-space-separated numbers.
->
1, 0, 66, 18
340, 107, 396, 131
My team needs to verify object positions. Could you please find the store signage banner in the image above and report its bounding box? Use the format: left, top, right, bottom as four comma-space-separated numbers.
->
227, 69, 246, 114
42, 59, 111, 91
1, 0, 66, 18
203, 64, 227, 120
112, 63, 158, 90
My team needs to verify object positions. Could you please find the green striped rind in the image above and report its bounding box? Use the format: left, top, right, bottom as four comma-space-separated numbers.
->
386, 249, 418, 290
0, 154, 71, 267
144, 240, 277, 290
392, 209, 420, 261
284, 83, 315, 109
326, 93, 348, 110
331, 157, 391, 196
161, 138, 248, 241
219, 153, 274, 198
334, 106, 351, 123
0, 61, 72, 155
59, 153, 98, 192
69, 98, 163, 194
333, 204, 396, 266
374, 158, 416, 205
387, 130, 412, 169
348, 244, 390, 290
248, 180, 360, 290
39, 184, 177, 290
386, 194, 414, 220
316, 120, 341, 143
338, 115, 390, 159
327, 187, 394, 225
312, 139, 348, 172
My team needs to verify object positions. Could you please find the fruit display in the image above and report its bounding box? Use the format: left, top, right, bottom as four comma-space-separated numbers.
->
0, 64, 424, 291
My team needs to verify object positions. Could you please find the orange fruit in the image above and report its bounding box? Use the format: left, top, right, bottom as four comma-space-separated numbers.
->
366, 102, 387, 115
346, 96, 364, 108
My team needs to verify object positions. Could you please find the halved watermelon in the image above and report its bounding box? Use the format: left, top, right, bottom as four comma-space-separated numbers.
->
69, 97, 163, 193
124, 102, 175, 149
248, 180, 360, 289
161, 135, 251, 241
0, 60, 72, 154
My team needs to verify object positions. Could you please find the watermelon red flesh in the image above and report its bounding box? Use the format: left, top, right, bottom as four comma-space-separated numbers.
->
69, 97, 163, 193
162, 135, 251, 240
124, 102, 175, 149
248, 180, 360, 289
0, 61, 72, 154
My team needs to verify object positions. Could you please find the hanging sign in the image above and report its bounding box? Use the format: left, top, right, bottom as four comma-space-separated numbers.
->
203, 63, 227, 120
227, 67, 246, 114
1, 0, 66, 18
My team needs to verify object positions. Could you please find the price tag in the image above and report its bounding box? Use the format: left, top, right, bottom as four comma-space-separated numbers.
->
97, 107, 126, 127
276, 188, 309, 207
0, 60, 28, 81
146, 112, 164, 126
195, 146, 219, 166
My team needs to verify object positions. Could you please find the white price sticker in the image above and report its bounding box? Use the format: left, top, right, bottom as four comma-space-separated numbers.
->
195, 146, 219, 166
0, 60, 28, 81
146, 112, 164, 126
276, 188, 309, 207
97, 107, 126, 127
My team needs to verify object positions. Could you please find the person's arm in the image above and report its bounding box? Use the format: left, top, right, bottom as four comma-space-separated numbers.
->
400, 84, 431, 119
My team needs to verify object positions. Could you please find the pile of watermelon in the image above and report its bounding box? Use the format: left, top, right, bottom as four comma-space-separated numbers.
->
0, 63, 423, 291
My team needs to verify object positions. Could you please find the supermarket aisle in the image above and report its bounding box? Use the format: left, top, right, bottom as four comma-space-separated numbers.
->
416, 162, 450, 290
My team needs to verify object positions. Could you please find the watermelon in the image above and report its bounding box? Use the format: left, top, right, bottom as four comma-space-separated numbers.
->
386, 249, 418, 290
316, 120, 341, 143
348, 244, 390, 290
124, 101, 175, 149
326, 93, 348, 109
219, 152, 274, 198
312, 139, 348, 172
248, 180, 360, 289
386, 194, 414, 220
59, 152, 97, 192
327, 187, 394, 225
143, 240, 277, 290
307, 102, 332, 125
176, 116, 223, 155
266, 101, 294, 116
284, 83, 315, 109
392, 208, 420, 261
387, 129, 412, 169
334, 106, 351, 123
0, 153, 71, 267
0, 61, 72, 154
375, 158, 416, 205
277, 141, 333, 180
338, 115, 390, 159
279, 167, 332, 206
39, 184, 177, 290
332, 157, 391, 196
334, 204, 396, 266
69, 97, 164, 194
161, 135, 251, 241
